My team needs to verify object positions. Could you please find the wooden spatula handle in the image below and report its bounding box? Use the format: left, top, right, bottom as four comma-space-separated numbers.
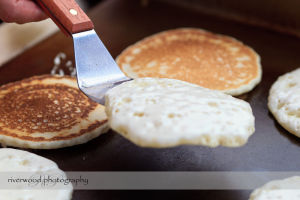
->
36, 0, 94, 36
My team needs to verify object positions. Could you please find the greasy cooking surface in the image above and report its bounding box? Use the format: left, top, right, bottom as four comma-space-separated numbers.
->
117, 28, 261, 93
1, 0, 300, 199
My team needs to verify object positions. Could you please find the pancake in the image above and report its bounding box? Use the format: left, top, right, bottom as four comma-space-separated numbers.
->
0, 75, 109, 149
268, 68, 300, 138
105, 78, 255, 148
249, 176, 300, 200
0, 148, 72, 200
116, 28, 262, 96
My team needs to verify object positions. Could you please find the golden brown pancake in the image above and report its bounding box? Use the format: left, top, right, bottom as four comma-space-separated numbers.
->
116, 28, 262, 96
0, 75, 108, 149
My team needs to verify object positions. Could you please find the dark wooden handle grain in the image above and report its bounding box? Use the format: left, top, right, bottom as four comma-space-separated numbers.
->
36, 0, 94, 35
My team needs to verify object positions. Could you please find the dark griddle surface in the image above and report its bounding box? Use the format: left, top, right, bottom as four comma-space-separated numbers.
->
1, 0, 300, 199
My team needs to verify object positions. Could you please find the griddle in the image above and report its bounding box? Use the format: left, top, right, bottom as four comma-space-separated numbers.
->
1, 0, 300, 199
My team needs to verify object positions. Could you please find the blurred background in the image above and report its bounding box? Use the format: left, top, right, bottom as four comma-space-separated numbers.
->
1, 0, 300, 66
0, 0, 103, 66
76, 0, 103, 10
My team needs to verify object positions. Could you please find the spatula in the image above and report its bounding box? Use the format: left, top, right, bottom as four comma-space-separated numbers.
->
36, 0, 132, 105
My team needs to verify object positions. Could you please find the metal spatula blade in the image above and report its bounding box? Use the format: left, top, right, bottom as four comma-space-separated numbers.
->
73, 30, 132, 104
37, 0, 131, 105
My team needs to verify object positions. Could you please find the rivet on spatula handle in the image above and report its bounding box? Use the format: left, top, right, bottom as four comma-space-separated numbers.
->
36, 0, 94, 36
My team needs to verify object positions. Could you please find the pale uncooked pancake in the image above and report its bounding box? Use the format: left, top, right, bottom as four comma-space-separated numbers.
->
0, 148, 72, 200
268, 68, 300, 138
116, 28, 262, 96
0, 75, 109, 149
249, 176, 300, 200
105, 78, 255, 148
